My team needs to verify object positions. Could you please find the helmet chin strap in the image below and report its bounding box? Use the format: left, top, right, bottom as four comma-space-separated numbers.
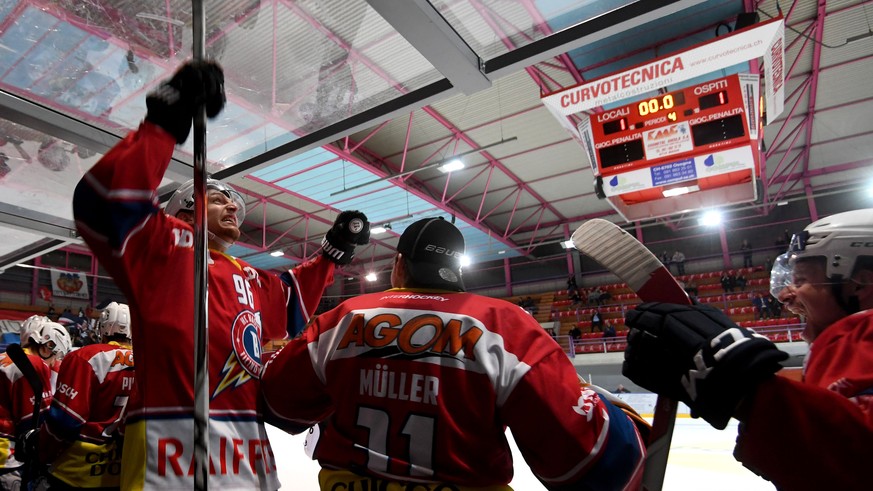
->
208, 231, 235, 252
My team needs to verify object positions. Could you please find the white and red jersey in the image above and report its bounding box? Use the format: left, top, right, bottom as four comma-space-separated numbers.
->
0, 349, 53, 470
262, 289, 645, 489
73, 122, 334, 490
735, 309, 873, 489
40, 341, 134, 488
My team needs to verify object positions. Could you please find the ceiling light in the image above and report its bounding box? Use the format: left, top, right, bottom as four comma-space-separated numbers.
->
497, 250, 506, 254
365, 272, 377, 282
662, 185, 699, 197
561, 239, 575, 249
459, 255, 471, 267
699, 209, 723, 227
371, 226, 387, 234
777, 200, 789, 206
437, 159, 465, 173
270, 250, 284, 257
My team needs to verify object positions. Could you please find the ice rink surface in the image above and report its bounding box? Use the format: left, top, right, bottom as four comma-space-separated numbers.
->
267, 417, 775, 490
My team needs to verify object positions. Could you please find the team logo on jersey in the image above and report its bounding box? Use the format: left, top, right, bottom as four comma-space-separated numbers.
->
213, 311, 263, 399
230, 310, 263, 377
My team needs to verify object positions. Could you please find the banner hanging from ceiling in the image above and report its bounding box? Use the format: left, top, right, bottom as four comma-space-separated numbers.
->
50, 269, 90, 300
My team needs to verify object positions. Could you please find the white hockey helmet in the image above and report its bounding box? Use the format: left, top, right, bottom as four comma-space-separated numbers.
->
165, 178, 246, 223
99, 302, 132, 339
28, 320, 72, 359
20, 315, 50, 341
787, 209, 873, 277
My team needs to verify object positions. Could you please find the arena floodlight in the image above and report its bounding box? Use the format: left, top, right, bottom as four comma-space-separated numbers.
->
438, 159, 465, 173
699, 209, 723, 227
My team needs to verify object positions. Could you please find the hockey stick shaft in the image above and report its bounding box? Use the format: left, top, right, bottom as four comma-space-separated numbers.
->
6, 344, 44, 431
571, 219, 690, 491
191, 2, 210, 489
6, 343, 45, 485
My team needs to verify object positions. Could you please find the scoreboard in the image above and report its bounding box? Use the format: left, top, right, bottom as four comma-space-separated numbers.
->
579, 73, 762, 217
590, 73, 754, 176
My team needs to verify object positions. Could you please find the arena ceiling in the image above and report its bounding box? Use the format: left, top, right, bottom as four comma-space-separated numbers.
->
1, 0, 872, 283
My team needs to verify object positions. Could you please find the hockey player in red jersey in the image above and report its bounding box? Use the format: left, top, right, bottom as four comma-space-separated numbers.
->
262, 217, 647, 490
0, 317, 71, 489
622, 208, 873, 489
38, 302, 135, 489
72, 61, 369, 490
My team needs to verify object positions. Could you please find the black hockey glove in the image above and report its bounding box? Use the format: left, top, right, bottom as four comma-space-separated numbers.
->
321, 210, 370, 265
622, 302, 788, 429
145, 61, 225, 144
15, 428, 38, 464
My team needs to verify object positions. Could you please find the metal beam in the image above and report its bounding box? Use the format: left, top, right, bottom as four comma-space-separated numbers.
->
0, 89, 192, 183
0, 203, 79, 242
364, 0, 490, 95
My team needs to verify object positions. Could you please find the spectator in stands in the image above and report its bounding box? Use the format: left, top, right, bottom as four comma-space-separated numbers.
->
603, 320, 616, 338
766, 293, 782, 318
591, 308, 604, 331
763, 255, 773, 272
568, 325, 582, 340
736, 270, 748, 291
721, 271, 734, 293
621, 208, 873, 489
261, 217, 649, 489
567, 275, 578, 292
741, 238, 754, 268
569, 289, 582, 306
614, 385, 631, 394
660, 250, 670, 266
671, 250, 686, 275
684, 280, 699, 299
752, 292, 768, 320
589, 286, 605, 306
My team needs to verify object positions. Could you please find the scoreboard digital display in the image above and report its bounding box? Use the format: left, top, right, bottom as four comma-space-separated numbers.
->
589, 74, 751, 176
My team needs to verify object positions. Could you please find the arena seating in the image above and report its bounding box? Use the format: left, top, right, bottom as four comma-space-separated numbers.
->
537, 264, 804, 356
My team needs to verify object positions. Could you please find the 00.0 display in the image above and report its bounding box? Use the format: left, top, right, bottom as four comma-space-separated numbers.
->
637, 91, 686, 116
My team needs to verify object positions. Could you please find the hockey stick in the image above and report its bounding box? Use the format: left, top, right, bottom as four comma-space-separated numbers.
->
6, 343, 45, 486
190, 2, 210, 489
571, 219, 691, 491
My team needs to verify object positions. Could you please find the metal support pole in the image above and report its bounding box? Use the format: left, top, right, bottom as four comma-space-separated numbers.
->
191, 1, 210, 489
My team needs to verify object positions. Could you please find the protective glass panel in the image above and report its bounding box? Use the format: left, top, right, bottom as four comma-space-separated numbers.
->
427, 0, 636, 60
0, 118, 102, 221
0, 0, 442, 174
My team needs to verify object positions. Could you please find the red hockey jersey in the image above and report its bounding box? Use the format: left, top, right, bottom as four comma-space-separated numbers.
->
73, 122, 334, 490
262, 289, 645, 489
735, 309, 873, 489
41, 341, 135, 487
0, 349, 52, 469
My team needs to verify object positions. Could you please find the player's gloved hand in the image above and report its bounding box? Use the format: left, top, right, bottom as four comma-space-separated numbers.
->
622, 302, 788, 429
321, 210, 370, 265
146, 61, 226, 144
15, 428, 38, 463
